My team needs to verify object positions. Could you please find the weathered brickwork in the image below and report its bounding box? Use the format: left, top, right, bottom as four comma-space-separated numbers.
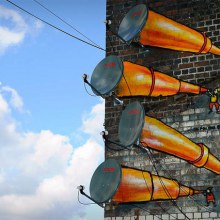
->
105, 0, 220, 219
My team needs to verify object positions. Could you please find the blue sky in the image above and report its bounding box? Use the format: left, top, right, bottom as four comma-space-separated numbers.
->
0, 0, 106, 219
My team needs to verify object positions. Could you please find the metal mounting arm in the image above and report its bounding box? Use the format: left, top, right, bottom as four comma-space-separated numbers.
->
82, 74, 123, 106
82, 74, 105, 98
77, 185, 105, 208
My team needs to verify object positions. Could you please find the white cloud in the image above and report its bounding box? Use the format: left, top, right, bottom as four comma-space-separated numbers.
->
1, 85, 24, 112
0, 5, 27, 53
0, 94, 9, 114
0, 86, 104, 220
0, 5, 43, 54
0, 5, 27, 29
81, 99, 105, 140
0, 26, 25, 50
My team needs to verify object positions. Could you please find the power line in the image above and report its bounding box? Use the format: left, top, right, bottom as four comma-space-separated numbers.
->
4, 0, 106, 51
32, 0, 103, 49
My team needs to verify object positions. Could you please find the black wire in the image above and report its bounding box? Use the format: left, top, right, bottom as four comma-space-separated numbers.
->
138, 144, 184, 216
144, 97, 214, 212
83, 82, 98, 97
103, 136, 130, 151
4, 0, 106, 51
146, 146, 212, 211
32, 0, 103, 49
121, 72, 133, 97
147, 152, 187, 217
139, 166, 179, 220
140, 168, 179, 219
135, 147, 177, 217
105, 12, 213, 216
106, 143, 129, 152
145, 149, 191, 220
84, 78, 107, 99
105, 143, 126, 151
77, 191, 96, 205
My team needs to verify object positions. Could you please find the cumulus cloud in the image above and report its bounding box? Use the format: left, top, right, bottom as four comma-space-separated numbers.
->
0, 5, 43, 54
81, 99, 105, 140
0, 86, 104, 220
1, 85, 24, 112
0, 93, 9, 114
0, 5, 27, 53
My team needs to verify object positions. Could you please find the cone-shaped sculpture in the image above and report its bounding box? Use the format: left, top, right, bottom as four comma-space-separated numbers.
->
118, 4, 220, 55
89, 159, 203, 204
140, 116, 220, 174
90, 55, 207, 97
113, 167, 202, 203
116, 61, 208, 97
118, 101, 220, 174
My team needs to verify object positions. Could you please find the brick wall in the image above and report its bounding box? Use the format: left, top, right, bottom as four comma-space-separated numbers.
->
105, 0, 220, 219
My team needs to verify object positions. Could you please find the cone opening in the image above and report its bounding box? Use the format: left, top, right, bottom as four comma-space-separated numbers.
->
118, 4, 148, 43
89, 159, 122, 203
118, 101, 145, 147
90, 55, 123, 96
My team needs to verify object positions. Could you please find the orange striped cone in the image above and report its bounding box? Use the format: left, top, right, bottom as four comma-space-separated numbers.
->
115, 61, 207, 97
119, 4, 220, 55
140, 116, 220, 174
113, 166, 203, 203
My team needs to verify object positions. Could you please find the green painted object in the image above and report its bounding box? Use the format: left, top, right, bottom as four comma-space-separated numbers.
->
90, 55, 123, 96
89, 159, 122, 203
119, 101, 145, 147
118, 4, 148, 43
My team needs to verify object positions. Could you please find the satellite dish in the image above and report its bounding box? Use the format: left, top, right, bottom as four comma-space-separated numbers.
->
88, 159, 203, 204
118, 4, 148, 43
117, 4, 220, 55
89, 159, 122, 203
118, 101, 145, 147
90, 55, 123, 96
89, 55, 207, 98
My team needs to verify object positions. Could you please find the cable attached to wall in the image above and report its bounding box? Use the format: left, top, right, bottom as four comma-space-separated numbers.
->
148, 148, 213, 212
139, 165, 179, 220
145, 148, 191, 220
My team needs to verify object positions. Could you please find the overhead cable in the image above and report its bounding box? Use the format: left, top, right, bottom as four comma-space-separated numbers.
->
4, 0, 106, 51
32, 0, 103, 49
